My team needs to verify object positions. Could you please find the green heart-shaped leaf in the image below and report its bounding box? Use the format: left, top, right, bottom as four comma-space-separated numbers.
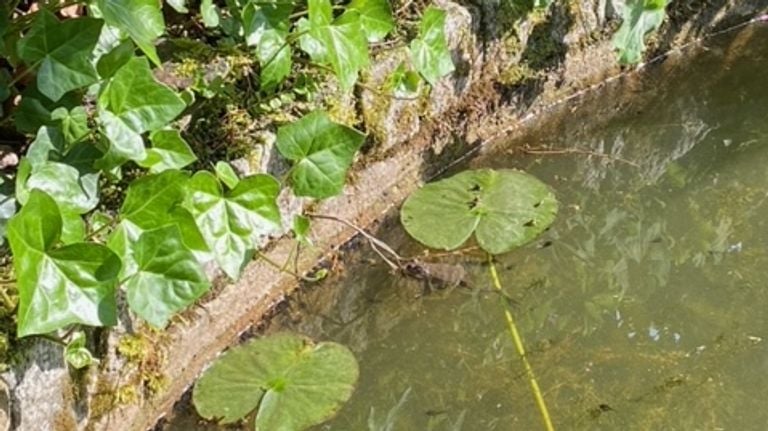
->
138, 129, 197, 173
98, 57, 186, 162
401, 169, 558, 254
184, 172, 281, 279
7, 190, 120, 337
276, 111, 365, 199
612, 0, 669, 65
123, 225, 210, 328
16, 11, 102, 101
347, 0, 394, 43
96, 0, 165, 65
193, 333, 359, 430
409, 7, 454, 86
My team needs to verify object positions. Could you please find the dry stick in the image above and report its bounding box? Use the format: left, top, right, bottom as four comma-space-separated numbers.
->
305, 212, 404, 271
488, 254, 555, 431
255, 251, 321, 283
518, 145, 640, 167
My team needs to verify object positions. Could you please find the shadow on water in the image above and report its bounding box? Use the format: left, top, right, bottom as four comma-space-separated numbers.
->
160, 24, 768, 431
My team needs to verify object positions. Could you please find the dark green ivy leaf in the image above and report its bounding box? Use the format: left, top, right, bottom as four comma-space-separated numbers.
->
276, 110, 365, 199
409, 7, 455, 86
16, 11, 102, 101
123, 225, 210, 328
184, 172, 282, 279
7, 190, 120, 337
97, 0, 165, 65
138, 129, 197, 173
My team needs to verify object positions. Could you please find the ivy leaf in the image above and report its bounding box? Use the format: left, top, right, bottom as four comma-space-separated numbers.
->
7, 190, 120, 337
96, 39, 135, 79
97, 0, 165, 65
257, 30, 293, 92
292, 215, 312, 246
308, 0, 333, 27
305, 3, 369, 90
296, 18, 326, 61
348, 0, 394, 43
388, 62, 421, 96
65, 331, 96, 369
242, 1, 293, 47
184, 172, 282, 279
138, 129, 197, 173
612, 0, 668, 64
276, 110, 365, 199
409, 7, 455, 86
166, 0, 189, 13
98, 57, 186, 161
16, 11, 103, 102
214, 161, 239, 189
123, 225, 210, 328
19, 161, 99, 215
14, 84, 80, 134
201, 0, 220, 28
51, 107, 89, 144
0, 177, 16, 247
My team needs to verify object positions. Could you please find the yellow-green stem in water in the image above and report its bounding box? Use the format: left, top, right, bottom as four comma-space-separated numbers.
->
488, 254, 555, 431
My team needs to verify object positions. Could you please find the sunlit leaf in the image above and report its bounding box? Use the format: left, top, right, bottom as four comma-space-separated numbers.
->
184, 172, 281, 279
18, 160, 99, 215
201, 0, 220, 28
401, 169, 558, 254
51, 107, 89, 144
0, 177, 16, 246
139, 129, 197, 173
166, 0, 189, 13
612, 0, 668, 64
409, 7, 454, 85
65, 331, 96, 369
347, 0, 394, 43
258, 30, 293, 92
214, 161, 239, 189
193, 333, 359, 429
97, 0, 165, 65
276, 110, 365, 199
7, 190, 120, 337
96, 39, 135, 79
98, 57, 186, 161
242, 1, 293, 47
304, 1, 369, 90
123, 225, 210, 328
16, 11, 102, 102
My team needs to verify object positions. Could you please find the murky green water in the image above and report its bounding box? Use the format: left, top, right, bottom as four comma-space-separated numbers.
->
165, 25, 768, 430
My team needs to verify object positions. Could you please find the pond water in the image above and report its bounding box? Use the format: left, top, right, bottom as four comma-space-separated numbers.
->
164, 24, 768, 430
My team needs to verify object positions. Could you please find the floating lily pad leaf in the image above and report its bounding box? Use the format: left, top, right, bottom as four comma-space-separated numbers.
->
97, 0, 165, 65
242, 1, 293, 47
347, 0, 394, 42
98, 57, 186, 161
215, 161, 239, 189
305, 2, 369, 90
612, 0, 668, 64
193, 333, 359, 429
17, 11, 102, 101
139, 129, 197, 173
123, 225, 210, 328
184, 172, 281, 279
7, 190, 120, 337
276, 111, 365, 199
258, 30, 293, 92
409, 7, 454, 86
401, 169, 558, 255
201, 0, 220, 28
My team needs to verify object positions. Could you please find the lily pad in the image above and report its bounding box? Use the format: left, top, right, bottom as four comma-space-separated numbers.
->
400, 169, 558, 254
193, 333, 358, 431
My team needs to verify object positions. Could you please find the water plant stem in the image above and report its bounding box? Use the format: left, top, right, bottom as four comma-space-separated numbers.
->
487, 254, 555, 431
